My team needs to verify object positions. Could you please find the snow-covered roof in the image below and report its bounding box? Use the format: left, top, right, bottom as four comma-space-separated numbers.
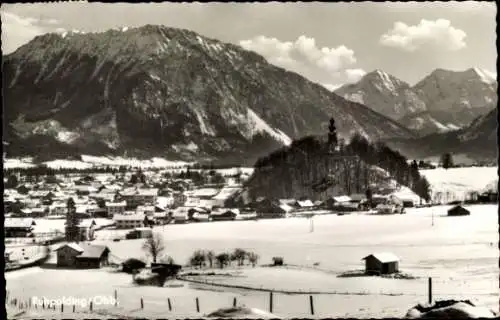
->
190, 188, 220, 198
279, 204, 293, 212
333, 195, 352, 203
55, 243, 84, 253
362, 252, 400, 263
5, 218, 36, 228
213, 187, 241, 200
113, 213, 145, 221
297, 200, 314, 207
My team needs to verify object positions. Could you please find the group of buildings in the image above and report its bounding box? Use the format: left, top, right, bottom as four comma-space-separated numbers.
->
3, 167, 427, 232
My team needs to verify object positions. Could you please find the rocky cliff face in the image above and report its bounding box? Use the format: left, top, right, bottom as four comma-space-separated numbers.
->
3, 25, 415, 164
336, 68, 497, 136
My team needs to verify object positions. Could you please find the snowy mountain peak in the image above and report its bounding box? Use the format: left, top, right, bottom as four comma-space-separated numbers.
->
471, 67, 496, 84
335, 69, 424, 122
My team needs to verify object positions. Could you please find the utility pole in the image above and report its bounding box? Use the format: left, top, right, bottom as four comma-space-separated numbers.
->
431, 208, 434, 227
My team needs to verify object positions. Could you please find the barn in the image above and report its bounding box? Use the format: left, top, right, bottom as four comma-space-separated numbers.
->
448, 205, 470, 216
362, 252, 399, 275
55, 243, 110, 268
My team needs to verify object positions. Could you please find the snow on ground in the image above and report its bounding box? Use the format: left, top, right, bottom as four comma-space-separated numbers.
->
3, 157, 37, 169
6, 204, 497, 318
3, 156, 193, 169
420, 167, 498, 202
246, 108, 292, 146
43, 160, 94, 170
25, 218, 115, 234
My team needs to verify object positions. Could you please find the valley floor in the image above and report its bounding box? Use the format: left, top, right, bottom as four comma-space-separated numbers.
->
6, 204, 498, 318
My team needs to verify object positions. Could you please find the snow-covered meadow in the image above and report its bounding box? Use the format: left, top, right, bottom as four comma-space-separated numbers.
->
420, 167, 498, 202
6, 204, 498, 318
3, 155, 193, 170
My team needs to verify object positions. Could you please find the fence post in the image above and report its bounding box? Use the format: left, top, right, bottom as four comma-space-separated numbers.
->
90, 301, 93, 312
233, 297, 237, 307
73, 304, 75, 313
141, 297, 144, 309
428, 277, 433, 305
269, 291, 273, 313
196, 297, 200, 312
114, 290, 117, 306
61, 303, 64, 313
309, 295, 314, 315
42, 300, 45, 309
168, 298, 172, 311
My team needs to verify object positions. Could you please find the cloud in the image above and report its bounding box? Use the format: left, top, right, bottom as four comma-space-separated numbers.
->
1, 11, 61, 54
240, 35, 364, 89
241, 35, 357, 73
380, 19, 467, 52
345, 68, 367, 83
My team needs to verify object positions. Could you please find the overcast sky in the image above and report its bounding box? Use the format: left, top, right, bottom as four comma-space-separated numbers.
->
1, 1, 496, 89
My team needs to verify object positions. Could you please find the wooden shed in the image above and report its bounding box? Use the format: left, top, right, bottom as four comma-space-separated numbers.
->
447, 205, 470, 216
362, 252, 399, 275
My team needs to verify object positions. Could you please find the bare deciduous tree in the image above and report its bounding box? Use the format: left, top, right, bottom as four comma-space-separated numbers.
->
142, 233, 165, 263
189, 250, 206, 268
206, 250, 215, 268
231, 248, 247, 266
215, 253, 230, 269
246, 252, 260, 267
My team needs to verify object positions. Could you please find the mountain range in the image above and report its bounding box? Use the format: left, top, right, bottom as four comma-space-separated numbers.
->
335, 68, 497, 136
2, 25, 496, 165
384, 107, 497, 163
2, 25, 415, 165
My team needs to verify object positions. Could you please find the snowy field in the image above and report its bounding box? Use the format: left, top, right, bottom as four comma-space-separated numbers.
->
420, 167, 498, 203
6, 204, 498, 318
3, 156, 193, 170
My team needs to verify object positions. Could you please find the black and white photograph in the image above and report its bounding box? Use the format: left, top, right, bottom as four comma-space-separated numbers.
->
2, 1, 498, 318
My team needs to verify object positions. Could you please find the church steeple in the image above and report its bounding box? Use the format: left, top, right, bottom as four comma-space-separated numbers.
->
327, 117, 338, 153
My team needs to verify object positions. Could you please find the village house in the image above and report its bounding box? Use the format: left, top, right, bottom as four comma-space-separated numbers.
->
156, 196, 175, 210
172, 206, 190, 223
89, 192, 115, 203
4, 219, 36, 237
73, 185, 99, 196
253, 198, 292, 218
172, 192, 188, 207
105, 201, 127, 216
120, 188, 159, 208
212, 187, 242, 208
113, 213, 146, 229
55, 243, 110, 268
362, 252, 400, 275
28, 207, 47, 218
152, 211, 170, 225
125, 227, 153, 239
211, 208, 239, 221
325, 195, 354, 210
136, 205, 156, 217
293, 199, 315, 212
49, 201, 68, 216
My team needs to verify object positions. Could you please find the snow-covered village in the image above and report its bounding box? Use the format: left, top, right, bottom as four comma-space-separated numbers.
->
3, 2, 498, 319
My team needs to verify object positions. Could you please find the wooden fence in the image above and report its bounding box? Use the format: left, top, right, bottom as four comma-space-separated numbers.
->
6, 278, 439, 317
